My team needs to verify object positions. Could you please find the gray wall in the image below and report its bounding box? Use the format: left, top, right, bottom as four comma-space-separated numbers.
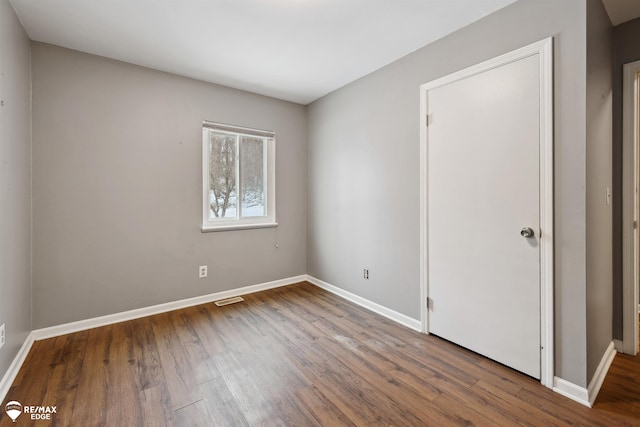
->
0, 0, 32, 380
31, 43, 307, 328
612, 17, 640, 340
308, 0, 590, 387
585, 0, 613, 383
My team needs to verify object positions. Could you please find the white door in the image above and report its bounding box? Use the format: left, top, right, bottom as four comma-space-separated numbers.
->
426, 54, 541, 379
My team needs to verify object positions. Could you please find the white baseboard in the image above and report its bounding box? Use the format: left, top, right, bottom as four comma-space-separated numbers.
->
552, 341, 617, 408
0, 333, 35, 404
32, 275, 307, 340
614, 339, 624, 352
553, 377, 589, 407
306, 275, 422, 331
587, 341, 616, 406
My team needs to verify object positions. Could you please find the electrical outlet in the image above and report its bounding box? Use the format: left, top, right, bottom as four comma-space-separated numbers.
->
363, 269, 369, 280
0, 324, 5, 349
199, 265, 208, 278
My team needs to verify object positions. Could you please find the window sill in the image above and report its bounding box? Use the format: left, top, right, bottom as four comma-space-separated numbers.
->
201, 222, 278, 233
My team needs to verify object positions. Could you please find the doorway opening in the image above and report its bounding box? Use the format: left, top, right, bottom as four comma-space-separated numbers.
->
622, 60, 640, 355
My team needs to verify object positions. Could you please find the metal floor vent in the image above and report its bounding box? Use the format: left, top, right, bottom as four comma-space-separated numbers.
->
214, 296, 245, 307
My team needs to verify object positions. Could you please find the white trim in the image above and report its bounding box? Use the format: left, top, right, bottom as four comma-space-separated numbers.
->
306, 276, 422, 332
0, 334, 35, 403
419, 38, 554, 387
538, 37, 555, 389
553, 377, 590, 407
419, 81, 429, 334
552, 341, 617, 408
622, 59, 640, 355
201, 222, 278, 232
31, 275, 306, 340
587, 341, 616, 407
202, 121, 275, 138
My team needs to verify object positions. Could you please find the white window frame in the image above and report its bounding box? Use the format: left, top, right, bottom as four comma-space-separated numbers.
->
201, 121, 276, 232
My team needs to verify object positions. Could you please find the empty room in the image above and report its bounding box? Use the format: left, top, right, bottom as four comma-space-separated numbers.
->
2, 0, 640, 425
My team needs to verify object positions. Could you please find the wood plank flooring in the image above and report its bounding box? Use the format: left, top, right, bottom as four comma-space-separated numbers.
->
1, 281, 638, 426
592, 315, 640, 420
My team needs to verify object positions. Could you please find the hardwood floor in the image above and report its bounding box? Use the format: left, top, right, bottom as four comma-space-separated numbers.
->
592, 315, 640, 420
1, 281, 638, 426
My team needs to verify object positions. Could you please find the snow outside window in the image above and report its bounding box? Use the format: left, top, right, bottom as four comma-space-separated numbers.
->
202, 122, 276, 231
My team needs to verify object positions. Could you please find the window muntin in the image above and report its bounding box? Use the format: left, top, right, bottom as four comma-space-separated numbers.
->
202, 122, 275, 231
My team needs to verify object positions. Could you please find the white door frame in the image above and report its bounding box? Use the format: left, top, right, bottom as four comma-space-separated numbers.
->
419, 38, 554, 388
621, 60, 640, 356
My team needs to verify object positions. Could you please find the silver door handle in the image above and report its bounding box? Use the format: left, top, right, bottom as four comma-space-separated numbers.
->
520, 227, 535, 238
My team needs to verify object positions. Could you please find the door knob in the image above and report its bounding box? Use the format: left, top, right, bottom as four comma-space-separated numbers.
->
520, 227, 535, 238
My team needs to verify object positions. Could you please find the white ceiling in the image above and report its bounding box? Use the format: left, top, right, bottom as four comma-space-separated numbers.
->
602, 0, 640, 26
9, 0, 517, 104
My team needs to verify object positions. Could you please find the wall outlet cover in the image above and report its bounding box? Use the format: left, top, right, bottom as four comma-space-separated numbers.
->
199, 265, 208, 278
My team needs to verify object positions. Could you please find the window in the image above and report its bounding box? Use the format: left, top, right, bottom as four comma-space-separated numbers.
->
202, 121, 276, 231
